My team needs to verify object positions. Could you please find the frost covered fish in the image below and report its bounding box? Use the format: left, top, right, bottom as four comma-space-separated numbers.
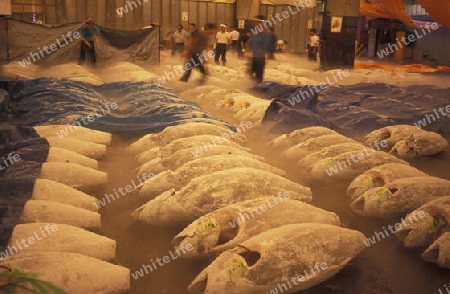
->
298, 143, 366, 170
32, 179, 98, 212
128, 122, 246, 154
9, 223, 116, 262
308, 150, 407, 184
39, 162, 108, 193
45, 137, 107, 159
350, 177, 450, 218
394, 196, 450, 248
46, 147, 99, 169
281, 134, 357, 161
0, 252, 129, 294
267, 127, 338, 150
172, 197, 340, 258
389, 131, 448, 158
346, 163, 428, 201
422, 231, 450, 269
187, 223, 366, 294
133, 167, 312, 226
363, 125, 425, 150
34, 125, 112, 145
21, 200, 101, 232
137, 146, 265, 177
139, 155, 286, 200
136, 135, 251, 165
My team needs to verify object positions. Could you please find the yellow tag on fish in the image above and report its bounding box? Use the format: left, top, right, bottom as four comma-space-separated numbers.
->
196, 217, 217, 236
227, 256, 248, 282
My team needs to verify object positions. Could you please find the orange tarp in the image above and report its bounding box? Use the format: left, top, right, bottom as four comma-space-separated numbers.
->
354, 61, 450, 73
360, 0, 417, 28
416, 0, 450, 29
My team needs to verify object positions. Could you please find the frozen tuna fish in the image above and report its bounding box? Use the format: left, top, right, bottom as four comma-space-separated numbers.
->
394, 196, 450, 248
140, 155, 286, 200
187, 223, 366, 294
9, 223, 116, 262
298, 143, 366, 169
32, 179, 98, 212
133, 167, 312, 226
45, 137, 107, 159
363, 125, 425, 150
281, 135, 357, 161
173, 197, 340, 258
347, 163, 428, 201
350, 177, 450, 218
422, 231, 450, 269
390, 131, 448, 158
0, 251, 129, 294
21, 200, 101, 232
128, 123, 246, 154
46, 147, 99, 170
267, 127, 338, 150
34, 125, 112, 145
137, 146, 265, 176
308, 150, 407, 184
136, 135, 251, 165
39, 162, 108, 193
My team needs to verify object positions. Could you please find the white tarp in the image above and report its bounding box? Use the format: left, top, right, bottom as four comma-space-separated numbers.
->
260, 0, 317, 7
0, 0, 12, 16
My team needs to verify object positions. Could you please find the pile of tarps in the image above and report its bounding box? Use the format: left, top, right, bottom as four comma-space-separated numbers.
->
256, 81, 450, 138
0, 78, 235, 136
0, 125, 49, 254
0, 19, 159, 65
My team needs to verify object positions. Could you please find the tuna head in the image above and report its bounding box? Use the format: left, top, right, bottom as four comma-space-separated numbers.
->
395, 196, 450, 248
346, 173, 386, 201
350, 187, 398, 218
188, 224, 367, 294
172, 209, 242, 259
422, 232, 450, 269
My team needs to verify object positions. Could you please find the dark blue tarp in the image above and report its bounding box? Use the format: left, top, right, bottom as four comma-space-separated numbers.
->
0, 126, 49, 253
0, 78, 236, 136
255, 82, 450, 138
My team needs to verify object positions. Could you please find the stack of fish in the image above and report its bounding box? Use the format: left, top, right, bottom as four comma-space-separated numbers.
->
347, 163, 450, 269
268, 126, 407, 186
363, 124, 448, 159
130, 122, 367, 293
180, 87, 271, 126
0, 125, 130, 293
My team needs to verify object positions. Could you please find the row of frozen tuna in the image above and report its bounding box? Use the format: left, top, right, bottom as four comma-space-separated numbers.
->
348, 162, 450, 269
0, 126, 130, 293
267, 125, 447, 186
269, 124, 449, 269
127, 122, 368, 293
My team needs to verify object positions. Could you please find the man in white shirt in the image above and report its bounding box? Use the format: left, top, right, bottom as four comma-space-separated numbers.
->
307, 28, 319, 61
215, 24, 231, 66
229, 26, 240, 51
171, 25, 189, 56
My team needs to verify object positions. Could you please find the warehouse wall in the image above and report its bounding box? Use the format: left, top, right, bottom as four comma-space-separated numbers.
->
43, 0, 236, 41
259, 4, 322, 53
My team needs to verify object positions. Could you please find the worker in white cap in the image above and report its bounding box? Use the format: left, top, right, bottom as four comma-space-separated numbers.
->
215, 24, 231, 66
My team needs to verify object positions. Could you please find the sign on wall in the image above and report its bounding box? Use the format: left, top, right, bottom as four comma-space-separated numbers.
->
238, 20, 245, 29
331, 16, 343, 33
0, 0, 12, 16
182, 12, 188, 21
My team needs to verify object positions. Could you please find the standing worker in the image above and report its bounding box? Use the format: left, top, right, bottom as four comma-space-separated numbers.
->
248, 16, 270, 84
78, 17, 100, 66
171, 25, 189, 56
307, 28, 319, 61
229, 26, 240, 51
215, 24, 231, 66
180, 23, 216, 83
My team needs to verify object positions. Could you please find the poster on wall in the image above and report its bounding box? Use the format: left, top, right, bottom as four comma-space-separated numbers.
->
182, 12, 188, 21
0, 0, 12, 16
238, 20, 245, 29
331, 16, 343, 33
